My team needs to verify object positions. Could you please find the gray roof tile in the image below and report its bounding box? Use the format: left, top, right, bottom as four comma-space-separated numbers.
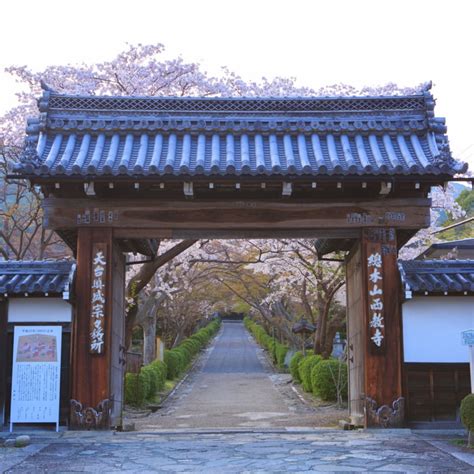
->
15, 91, 467, 178
399, 259, 474, 294
0, 260, 75, 295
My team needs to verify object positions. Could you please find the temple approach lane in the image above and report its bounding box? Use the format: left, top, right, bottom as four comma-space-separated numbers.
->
131, 321, 343, 430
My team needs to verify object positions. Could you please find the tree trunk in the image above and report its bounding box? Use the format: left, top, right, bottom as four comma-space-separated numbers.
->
125, 304, 139, 350
313, 302, 326, 354
142, 318, 157, 365
124, 239, 197, 349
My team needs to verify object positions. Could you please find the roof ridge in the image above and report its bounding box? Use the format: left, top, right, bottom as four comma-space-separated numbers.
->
38, 91, 432, 115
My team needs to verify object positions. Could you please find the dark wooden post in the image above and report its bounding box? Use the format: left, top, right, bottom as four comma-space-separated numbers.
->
70, 227, 125, 429
347, 228, 404, 428
0, 299, 8, 427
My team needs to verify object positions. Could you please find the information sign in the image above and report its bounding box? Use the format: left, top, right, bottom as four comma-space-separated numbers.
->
462, 330, 474, 346
10, 326, 62, 432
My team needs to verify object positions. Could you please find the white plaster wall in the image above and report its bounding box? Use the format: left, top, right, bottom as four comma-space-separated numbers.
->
8, 298, 72, 323
403, 296, 474, 363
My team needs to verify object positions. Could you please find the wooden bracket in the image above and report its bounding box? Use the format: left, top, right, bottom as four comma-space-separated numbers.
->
84, 182, 96, 196
183, 182, 194, 198
282, 182, 292, 197
379, 182, 392, 195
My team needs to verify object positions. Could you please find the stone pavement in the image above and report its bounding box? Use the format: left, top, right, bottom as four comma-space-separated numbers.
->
1, 428, 474, 472
2, 322, 474, 472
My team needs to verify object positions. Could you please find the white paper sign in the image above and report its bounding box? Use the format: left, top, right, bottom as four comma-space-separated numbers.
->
10, 326, 62, 432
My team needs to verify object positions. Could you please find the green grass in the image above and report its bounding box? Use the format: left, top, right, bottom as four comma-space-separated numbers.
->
449, 439, 474, 449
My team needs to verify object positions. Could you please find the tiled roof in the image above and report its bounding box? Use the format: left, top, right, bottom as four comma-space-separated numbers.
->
0, 260, 75, 296
14, 88, 467, 178
419, 238, 474, 260
399, 259, 474, 294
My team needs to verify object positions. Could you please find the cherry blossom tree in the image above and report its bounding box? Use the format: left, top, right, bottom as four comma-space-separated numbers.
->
0, 42, 433, 355
195, 240, 346, 357
399, 184, 466, 260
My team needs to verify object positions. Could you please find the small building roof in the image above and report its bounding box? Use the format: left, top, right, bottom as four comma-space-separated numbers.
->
0, 260, 75, 296
14, 87, 467, 179
418, 238, 474, 260
399, 259, 474, 295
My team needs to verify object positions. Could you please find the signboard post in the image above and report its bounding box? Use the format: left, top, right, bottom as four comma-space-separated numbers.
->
10, 326, 62, 432
462, 329, 474, 394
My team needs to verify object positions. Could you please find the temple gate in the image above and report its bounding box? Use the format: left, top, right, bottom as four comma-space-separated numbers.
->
13, 85, 466, 428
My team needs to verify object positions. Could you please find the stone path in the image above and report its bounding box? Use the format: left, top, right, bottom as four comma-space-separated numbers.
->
1, 429, 473, 472
2, 322, 474, 472
132, 321, 343, 430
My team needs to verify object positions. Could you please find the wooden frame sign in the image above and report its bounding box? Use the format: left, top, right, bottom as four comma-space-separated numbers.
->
10, 326, 62, 432
89, 243, 107, 355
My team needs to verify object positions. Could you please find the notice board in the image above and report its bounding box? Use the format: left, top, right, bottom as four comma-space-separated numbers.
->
10, 326, 62, 432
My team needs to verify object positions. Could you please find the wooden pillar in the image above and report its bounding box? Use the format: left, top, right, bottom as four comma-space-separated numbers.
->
347, 228, 404, 428
70, 227, 125, 429
346, 242, 366, 426
0, 299, 7, 427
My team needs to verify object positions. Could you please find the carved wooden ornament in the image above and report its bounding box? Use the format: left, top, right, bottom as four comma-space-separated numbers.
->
70, 399, 110, 430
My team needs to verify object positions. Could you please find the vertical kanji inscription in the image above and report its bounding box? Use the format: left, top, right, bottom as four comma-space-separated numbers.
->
89, 243, 107, 354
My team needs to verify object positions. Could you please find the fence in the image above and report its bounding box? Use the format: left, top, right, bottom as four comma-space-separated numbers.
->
125, 351, 143, 373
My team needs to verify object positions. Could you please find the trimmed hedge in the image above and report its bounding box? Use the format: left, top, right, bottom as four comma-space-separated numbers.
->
244, 317, 289, 368
125, 360, 167, 406
311, 359, 348, 401
298, 354, 322, 392
125, 318, 221, 406
289, 351, 304, 383
164, 318, 221, 380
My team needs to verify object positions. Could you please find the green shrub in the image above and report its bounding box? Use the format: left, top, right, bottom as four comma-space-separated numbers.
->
124, 372, 148, 406
299, 355, 322, 392
124, 358, 168, 406
125, 319, 221, 406
163, 319, 220, 380
182, 338, 201, 355
244, 317, 289, 367
141, 365, 158, 398
164, 350, 182, 379
190, 332, 207, 346
275, 343, 289, 367
461, 394, 474, 435
311, 359, 348, 402
149, 360, 167, 391
173, 347, 190, 369
290, 352, 304, 382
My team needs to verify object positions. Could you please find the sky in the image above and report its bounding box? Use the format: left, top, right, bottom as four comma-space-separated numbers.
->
1, 0, 473, 170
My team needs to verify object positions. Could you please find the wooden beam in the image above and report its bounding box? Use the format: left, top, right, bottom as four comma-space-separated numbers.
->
43, 197, 431, 232
114, 228, 361, 240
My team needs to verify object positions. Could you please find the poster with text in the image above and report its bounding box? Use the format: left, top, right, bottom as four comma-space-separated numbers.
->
10, 326, 62, 428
